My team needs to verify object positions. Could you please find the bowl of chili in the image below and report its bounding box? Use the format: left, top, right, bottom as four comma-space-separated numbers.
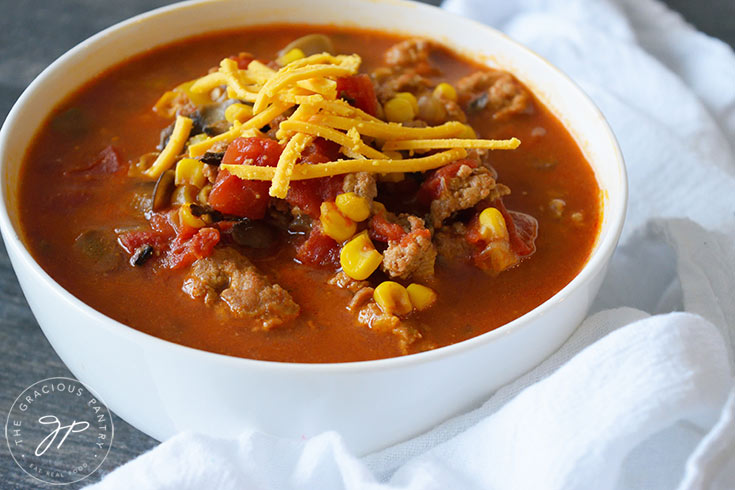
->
0, 0, 626, 453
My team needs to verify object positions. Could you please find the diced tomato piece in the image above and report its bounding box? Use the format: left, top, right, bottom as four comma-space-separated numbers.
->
209, 170, 270, 218
296, 224, 340, 267
369, 213, 406, 243
493, 199, 537, 256
118, 212, 175, 254
208, 137, 283, 219
283, 138, 344, 217
118, 231, 161, 254
417, 159, 478, 206
286, 176, 344, 218
465, 199, 538, 257
222, 137, 284, 167
65, 145, 123, 177
300, 137, 341, 164
149, 211, 176, 237
164, 226, 220, 269
336, 74, 378, 116
465, 214, 485, 246
188, 228, 220, 259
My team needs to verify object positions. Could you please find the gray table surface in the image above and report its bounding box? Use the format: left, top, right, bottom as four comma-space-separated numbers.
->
1, 0, 733, 488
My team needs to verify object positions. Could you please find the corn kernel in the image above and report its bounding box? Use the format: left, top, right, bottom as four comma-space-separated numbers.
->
188, 133, 208, 146
171, 185, 198, 206
224, 103, 253, 123
458, 124, 477, 139
197, 184, 212, 205
433, 82, 457, 102
374, 281, 412, 316
335, 192, 370, 222
407, 283, 437, 311
320, 201, 357, 242
175, 158, 206, 188
277, 48, 305, 66
177, 80, 213, 107
478, 207, 508, 241
383, 96, 415, 123
179, 203, 205, 228
340, 231, 383, 280
395, 92, 419, 113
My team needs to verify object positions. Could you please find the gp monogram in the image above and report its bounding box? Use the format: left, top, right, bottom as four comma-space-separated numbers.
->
5, 377, 114, 485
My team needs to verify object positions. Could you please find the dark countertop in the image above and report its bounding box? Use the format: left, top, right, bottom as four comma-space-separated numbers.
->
1, 1, 733, 487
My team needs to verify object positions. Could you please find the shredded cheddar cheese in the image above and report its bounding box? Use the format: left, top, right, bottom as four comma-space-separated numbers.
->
382, 137, 521, 151
144, 115, 193, 179
270, 132, 314, 198
313, 115, 467, 140
295, 77, 338, 99
219, 58, 260, 102
253, 55, 361, 114
188, 123, 265, 158
222, 148, 468, 181
279, 121, 387, 160
147, 48, 521, 196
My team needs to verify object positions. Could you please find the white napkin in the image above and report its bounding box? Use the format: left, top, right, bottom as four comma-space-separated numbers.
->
86, 0, 735, 488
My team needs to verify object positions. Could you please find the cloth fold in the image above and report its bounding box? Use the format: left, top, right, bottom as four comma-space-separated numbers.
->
87, 0, 735, 488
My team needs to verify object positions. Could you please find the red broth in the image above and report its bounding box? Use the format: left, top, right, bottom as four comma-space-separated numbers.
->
18, 25, 600, 362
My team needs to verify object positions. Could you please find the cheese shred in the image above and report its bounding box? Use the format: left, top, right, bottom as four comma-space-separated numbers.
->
223, 148, 468, 182
270, 133, 314, 198
144, 115, 193, 179
150, 49, 521, 196
382, 137, 521, 151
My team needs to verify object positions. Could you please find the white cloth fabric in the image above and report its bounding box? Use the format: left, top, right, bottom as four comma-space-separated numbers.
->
87, 0, 735, 488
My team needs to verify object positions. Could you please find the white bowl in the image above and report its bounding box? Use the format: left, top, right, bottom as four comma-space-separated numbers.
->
0, 0, 626, 454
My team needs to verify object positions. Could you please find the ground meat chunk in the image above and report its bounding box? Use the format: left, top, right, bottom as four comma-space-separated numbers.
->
342, 172, 377, 202
347, 286, 374, 312
372, 70, 433, 104
429, 164, 510, 228
356, 302, 421, 353
327, 271, 369, 292
381, 215, 436, 281
384, 39, 433, 67
182, 248, 299, 330
434, 222, 473, 262
442, 98, 467, 123
466, 148, 498, 178
456, 70, 532, 120
434, 212, 533, 276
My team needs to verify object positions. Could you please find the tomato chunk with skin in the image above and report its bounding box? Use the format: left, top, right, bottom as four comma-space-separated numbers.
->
164, 226, 220, 269
208, 137, 283, 219
285, 138, 344, 218
493, 199, 537, 256
369, 213, 406, 243
287, 177, 345, 218
296, 224, 340, 267
118, 212, 175, 254
465, 199, 538, 258
336, 75, 378, 116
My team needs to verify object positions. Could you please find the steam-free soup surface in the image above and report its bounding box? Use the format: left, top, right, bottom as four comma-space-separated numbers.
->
19, 26, 600, 362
